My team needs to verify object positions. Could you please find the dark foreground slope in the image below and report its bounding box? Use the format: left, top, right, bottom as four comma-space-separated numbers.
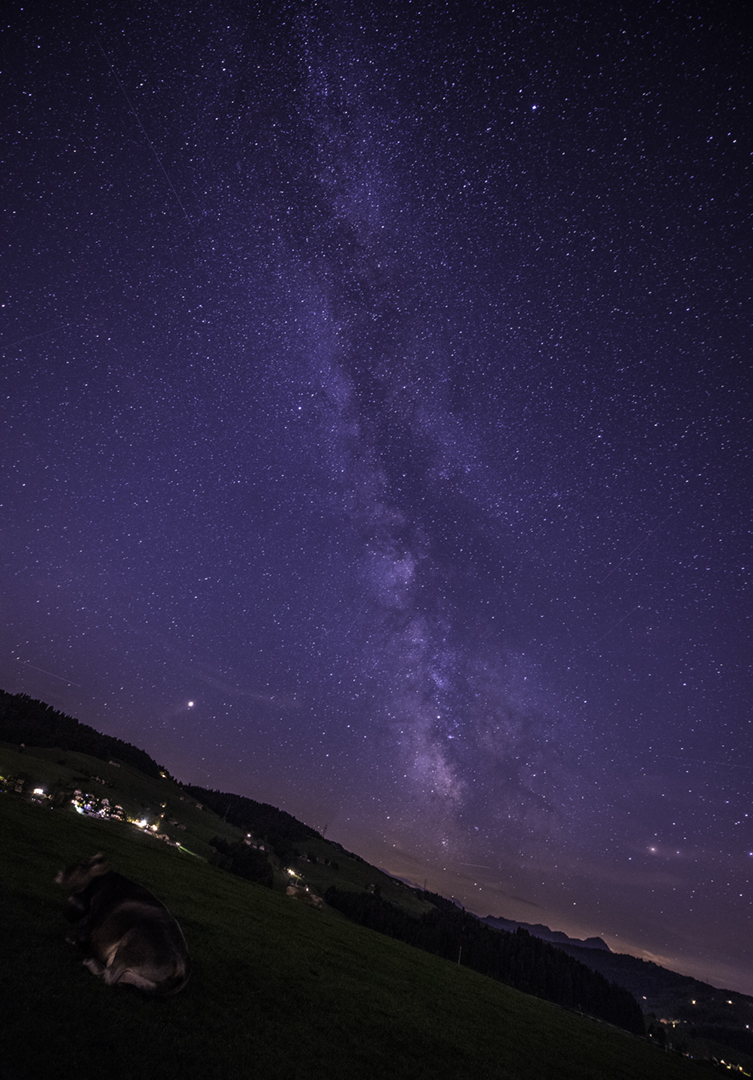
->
0, 692, 661, 1037
325, 887, 644, 1034
0, 796, 710, 1080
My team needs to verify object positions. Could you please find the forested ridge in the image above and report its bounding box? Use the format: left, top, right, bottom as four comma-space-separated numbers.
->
0, 691, 322, 852
183, 782, 322, 858
0, 690, 163, 777
1, 688, 645, 1035
325, 886, 646, 1035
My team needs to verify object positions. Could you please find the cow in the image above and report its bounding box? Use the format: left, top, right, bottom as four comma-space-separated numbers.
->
55, 853, 191, 995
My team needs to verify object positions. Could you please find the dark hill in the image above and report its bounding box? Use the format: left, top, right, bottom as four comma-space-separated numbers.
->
1, 794, 708, 1080
0, 687, 644, 1033
7, 686, 747, 1049
484, 914, 610, 951
326, 887, 645, 1034
0, 690, 163, 777
182, 782, 322, 859
556, 942, 753, 1025
0, 690, 322, 857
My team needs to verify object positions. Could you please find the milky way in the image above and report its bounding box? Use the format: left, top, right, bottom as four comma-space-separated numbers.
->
2, 1, 751, 993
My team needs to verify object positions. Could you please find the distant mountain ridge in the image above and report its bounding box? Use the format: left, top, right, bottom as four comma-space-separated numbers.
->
4, 685, 753, 1051
0, 687, 646, 1035
556, 942, 753, 1026
483, 915, 611, 952
484, 917, 753, 1057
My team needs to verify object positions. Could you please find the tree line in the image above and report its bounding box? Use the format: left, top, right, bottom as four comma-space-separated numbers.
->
0, 687, 645, 1036
208, 835, 275, 889
183, 783, 322, 862
325, 886, 645, 1036
0, 690, 164, 778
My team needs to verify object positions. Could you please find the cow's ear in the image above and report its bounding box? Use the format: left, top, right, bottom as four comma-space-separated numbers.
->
88, 855, 110, 876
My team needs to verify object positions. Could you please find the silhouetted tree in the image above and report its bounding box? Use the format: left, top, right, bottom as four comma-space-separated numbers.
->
208, 836, 274, 888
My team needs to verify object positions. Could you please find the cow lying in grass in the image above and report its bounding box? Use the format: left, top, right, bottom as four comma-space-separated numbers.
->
56, 853, 191, 995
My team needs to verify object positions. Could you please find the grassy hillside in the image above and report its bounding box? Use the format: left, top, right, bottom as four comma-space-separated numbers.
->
0, 742, 246, 857
0, 742, 433, 907
1, 793, 712, 1080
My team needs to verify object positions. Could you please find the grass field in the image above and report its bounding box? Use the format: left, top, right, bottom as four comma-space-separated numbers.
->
0, 743, 433, 907
0, 743, 246, 856
0, 793, 712, 1080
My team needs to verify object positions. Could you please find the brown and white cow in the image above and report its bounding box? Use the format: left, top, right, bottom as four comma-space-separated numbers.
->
56, 853, 190, 995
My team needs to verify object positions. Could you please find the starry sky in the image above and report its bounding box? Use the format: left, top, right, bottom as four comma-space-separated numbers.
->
2, 1, 751, 994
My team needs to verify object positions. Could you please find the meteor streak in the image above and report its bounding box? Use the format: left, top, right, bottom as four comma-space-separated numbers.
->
599, 512, 674, 584
15, 659, 82, 687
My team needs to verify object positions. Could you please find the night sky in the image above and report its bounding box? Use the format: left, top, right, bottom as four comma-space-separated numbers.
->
3, 1, 751, 995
